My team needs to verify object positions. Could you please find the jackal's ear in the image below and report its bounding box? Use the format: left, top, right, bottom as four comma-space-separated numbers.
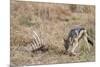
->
64, 39, 66, 42
63, 38, 67, 41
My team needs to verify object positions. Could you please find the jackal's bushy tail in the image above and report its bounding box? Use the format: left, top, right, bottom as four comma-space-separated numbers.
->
87, 35, 94, 46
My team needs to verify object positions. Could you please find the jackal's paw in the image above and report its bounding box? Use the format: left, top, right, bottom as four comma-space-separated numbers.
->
64, 51, 69, 55
69, 52, 77, 56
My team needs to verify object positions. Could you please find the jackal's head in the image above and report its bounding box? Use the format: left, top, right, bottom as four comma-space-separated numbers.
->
63, 38, 70, 50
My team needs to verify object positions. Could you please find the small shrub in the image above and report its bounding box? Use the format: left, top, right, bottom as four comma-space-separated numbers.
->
71, 16, 81, 20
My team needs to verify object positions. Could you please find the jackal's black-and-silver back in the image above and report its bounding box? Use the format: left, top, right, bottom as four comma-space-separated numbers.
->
68, 27, 85, 39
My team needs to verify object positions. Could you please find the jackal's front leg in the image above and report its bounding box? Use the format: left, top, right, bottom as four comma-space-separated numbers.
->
70, 40, 79, 56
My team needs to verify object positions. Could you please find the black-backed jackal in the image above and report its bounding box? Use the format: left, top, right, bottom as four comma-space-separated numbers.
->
64, 27, 94, 56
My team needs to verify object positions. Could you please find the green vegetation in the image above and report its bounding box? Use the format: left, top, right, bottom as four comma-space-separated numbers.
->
19, 16, 33, 27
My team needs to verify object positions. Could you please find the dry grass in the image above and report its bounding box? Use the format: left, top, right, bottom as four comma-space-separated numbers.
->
10, 0, 95, 66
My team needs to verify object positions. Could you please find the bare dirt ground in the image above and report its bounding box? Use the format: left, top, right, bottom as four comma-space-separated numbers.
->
10, 0, 95, 66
